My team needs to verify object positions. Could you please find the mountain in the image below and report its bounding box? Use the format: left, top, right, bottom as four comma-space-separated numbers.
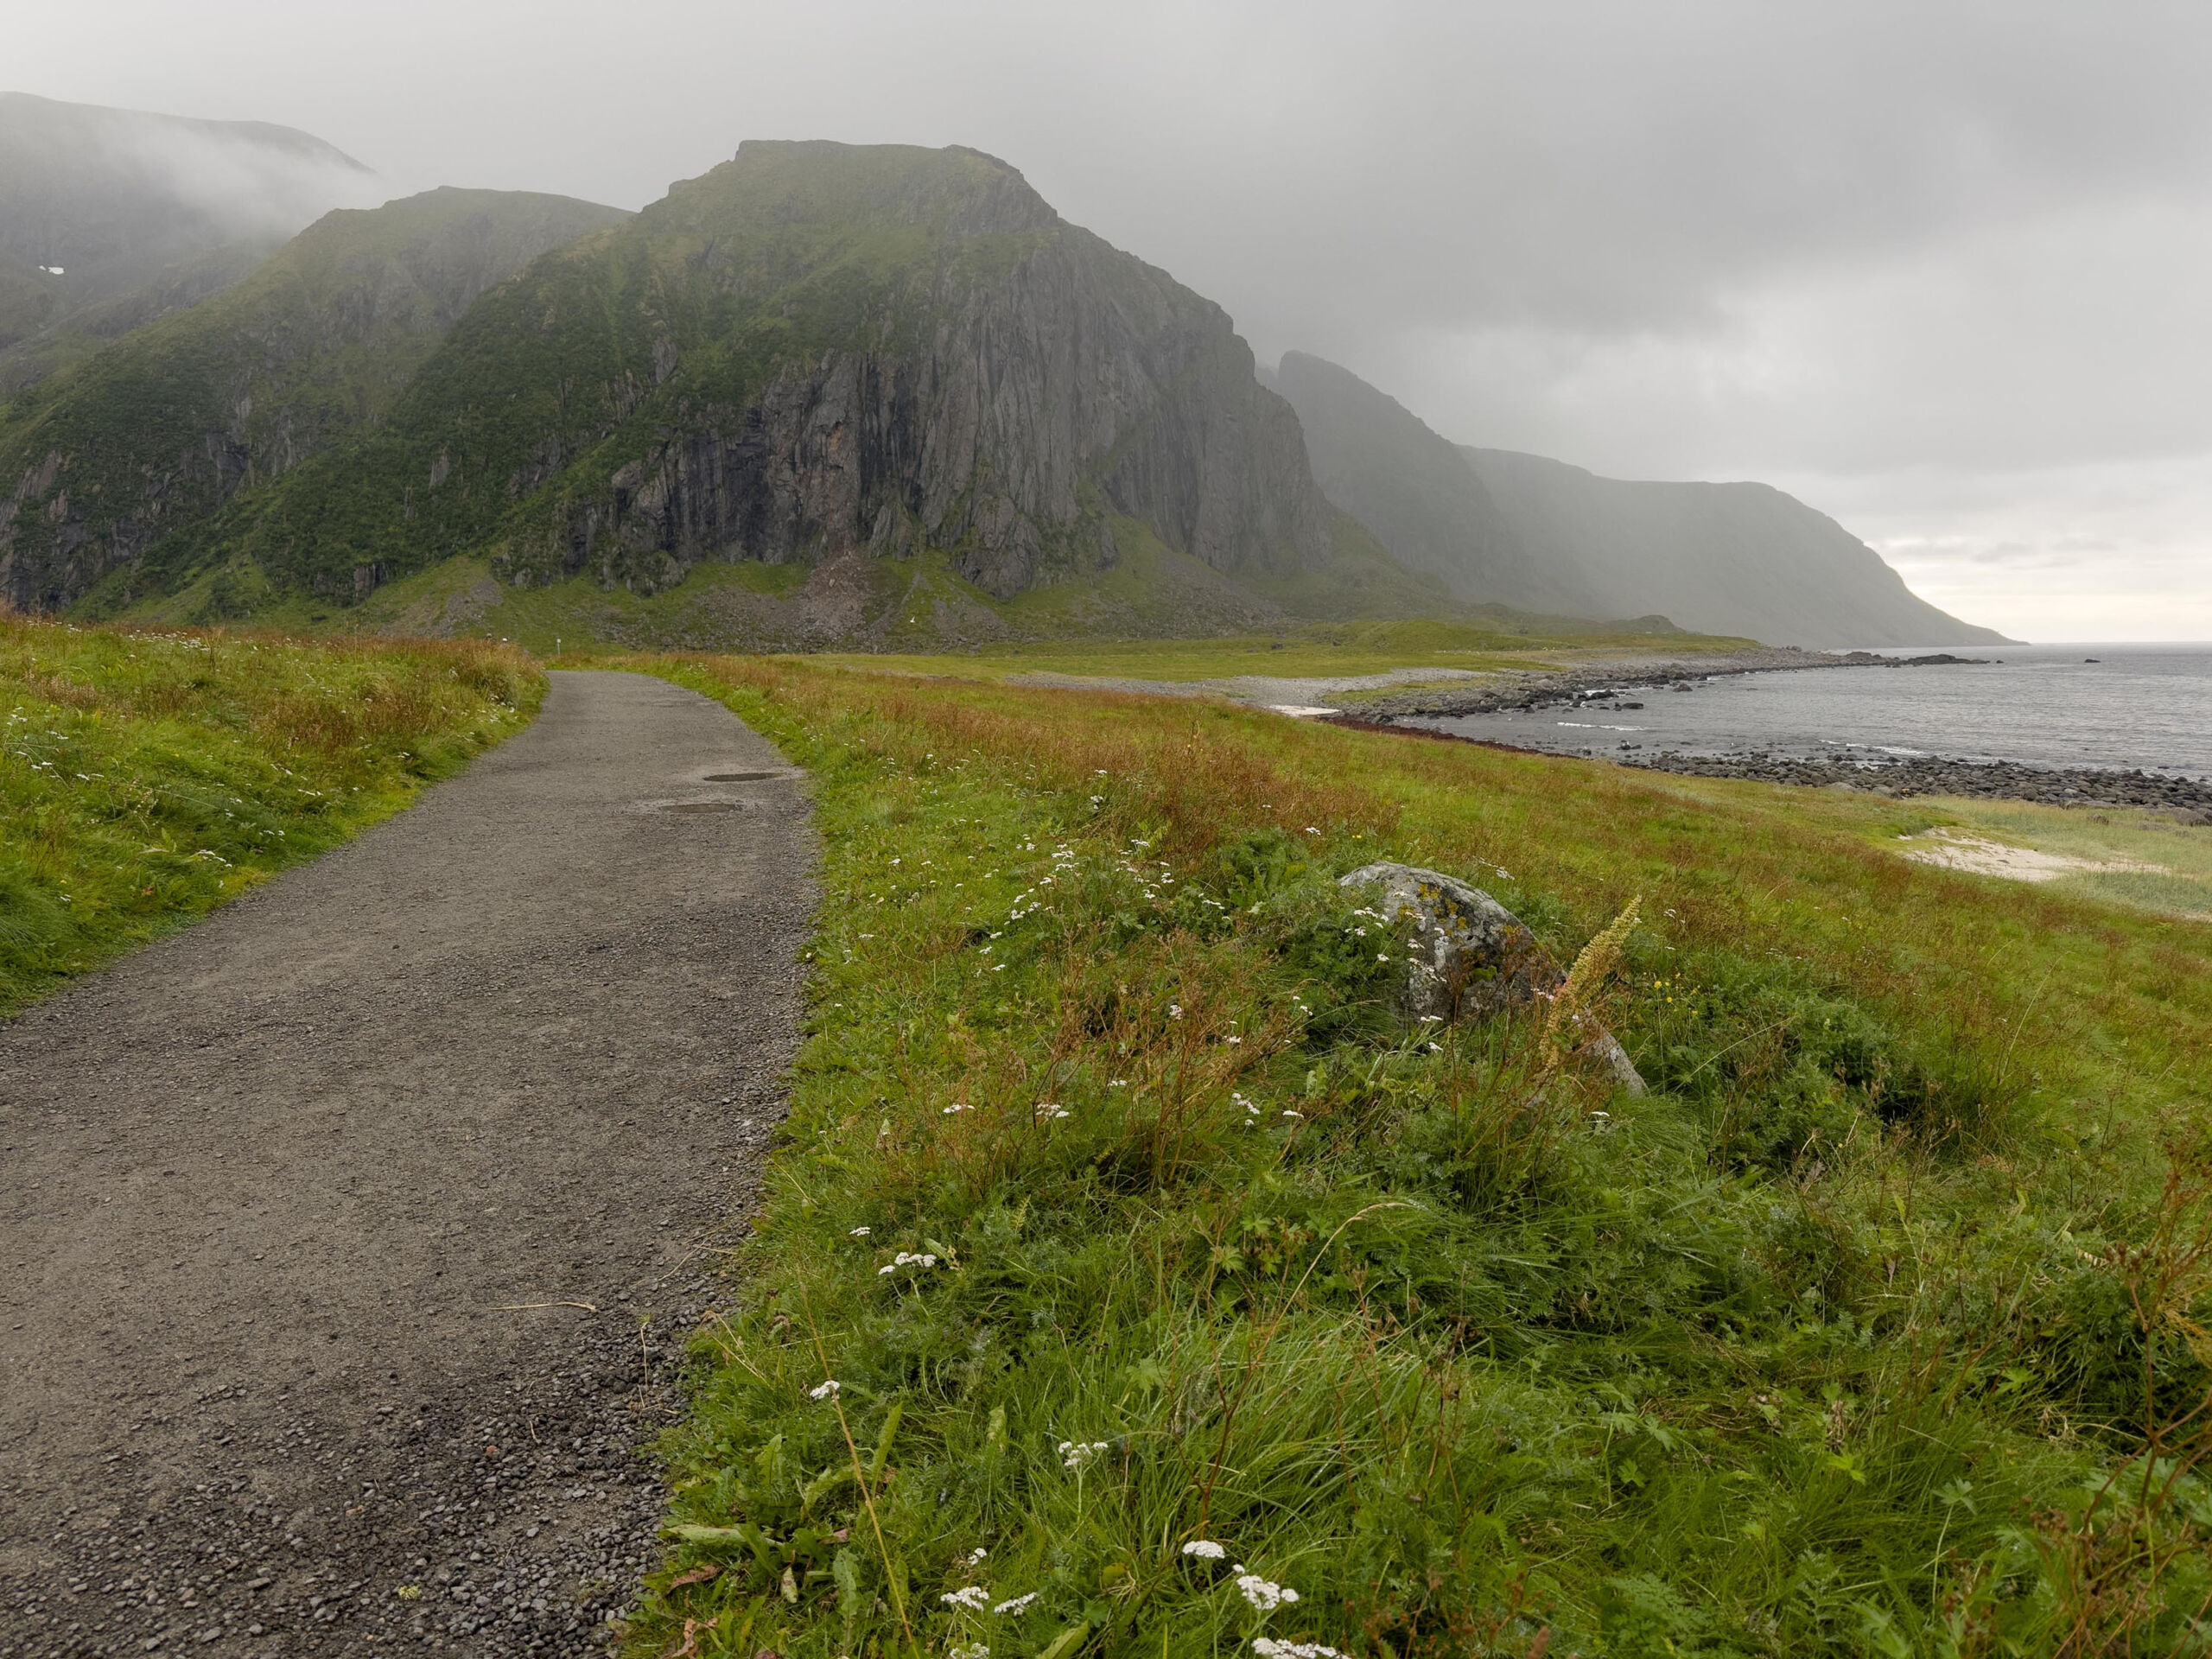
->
0, 92, 383, 393
1458, 448, 2009, 646
108, 140, 1343, 632
1268, 351, 1571, 613
0, 188, 631, 612
13, 140, 1400, 645
1274, 351, 2008, 646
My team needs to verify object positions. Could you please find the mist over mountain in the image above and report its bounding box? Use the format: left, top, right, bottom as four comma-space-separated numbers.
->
0, 91, 385, 392
1459, 447, 2011, 647
0, 97, 2020, 649
53, 140, 1418, 645
1268, 351, 1573, 614
0, 188, 630, 613
1274, 351, 2006, 646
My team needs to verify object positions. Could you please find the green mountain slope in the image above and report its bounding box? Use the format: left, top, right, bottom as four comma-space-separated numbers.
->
0, 188, 629, 611
1460, 446, 2012, 647
118, 141, 1344, 630
0, 91, 378, 394
1270, 349, 1568, 611
1274, 350, 2009, 646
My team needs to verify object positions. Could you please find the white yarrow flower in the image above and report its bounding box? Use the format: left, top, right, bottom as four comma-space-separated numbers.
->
849, 1226, 871, 1236
940, 1586, 991, 1610
1253, 1642, 1345, 1659
1058, 1440, 1110, 1471
949, 1644, 990, 1659
1236, 1573, 1300, 1612
1181, 1540, 1226, 1559
993, 1592, 1039, 1614
808, 1379, 840, 1400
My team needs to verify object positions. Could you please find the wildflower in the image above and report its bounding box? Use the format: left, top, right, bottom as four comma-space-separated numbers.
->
1058, 1440, 1110, 1471
1168, 1003, 1182, 1018
941, 1586, 991, 1610
949, 1646, 989, 1659
993, 1592, 1039, 1614
967, 1547, 988, 1564
943, 1103, 974, 1115
1182, 1540, 1226, 1559
1304, 826, 1319, 835
1281, 1109, 1303, 1119
1034, 1103, 1071, 1122
808, 1379, 841, 1400
849, 1226, 871, 1236
1252, 1642, 1344, 1659
1109, 1078, 1128, 1088
1225, 1035, 1242, 1045
1234, 1572, 1299, 1612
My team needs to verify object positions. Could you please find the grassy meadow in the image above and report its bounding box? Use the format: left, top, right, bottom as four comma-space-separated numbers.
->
803, 618, 1756, 688
0, 612, 539, 1011
618, 658, 2212, 1659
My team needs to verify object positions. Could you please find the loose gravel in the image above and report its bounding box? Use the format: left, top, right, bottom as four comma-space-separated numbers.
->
0, 671, 814, 1657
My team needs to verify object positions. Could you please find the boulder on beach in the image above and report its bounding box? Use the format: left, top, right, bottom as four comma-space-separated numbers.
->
1338, 862, 1645, 1094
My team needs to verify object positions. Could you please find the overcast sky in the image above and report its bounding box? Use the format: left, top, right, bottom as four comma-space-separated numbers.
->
17, 0, 2212, 639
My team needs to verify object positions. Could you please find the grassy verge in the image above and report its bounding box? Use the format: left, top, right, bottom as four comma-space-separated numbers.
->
804, 619, 1754, 689
1881, 797, 2212, 925
0, 612, 540, 1011
623, 661, 2212, 1658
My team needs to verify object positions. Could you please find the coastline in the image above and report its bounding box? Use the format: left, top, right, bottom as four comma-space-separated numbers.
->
1346, 645, 1986, 721
1333, 648, 2212, 814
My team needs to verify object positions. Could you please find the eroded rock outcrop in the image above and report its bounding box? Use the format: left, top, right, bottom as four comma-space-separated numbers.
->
1340, 861, 1645, 1094
495, 143, 1333, 601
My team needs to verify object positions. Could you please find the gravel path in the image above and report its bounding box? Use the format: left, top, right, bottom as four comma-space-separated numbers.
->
0, 671, 814, 1658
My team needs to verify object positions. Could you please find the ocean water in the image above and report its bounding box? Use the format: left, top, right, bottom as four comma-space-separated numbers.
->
1405, 644, 2212, 779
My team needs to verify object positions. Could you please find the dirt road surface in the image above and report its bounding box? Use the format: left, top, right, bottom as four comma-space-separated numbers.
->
0, 671, 814, 1656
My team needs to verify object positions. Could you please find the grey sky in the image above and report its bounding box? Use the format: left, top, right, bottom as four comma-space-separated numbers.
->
17, 0, 2212, 638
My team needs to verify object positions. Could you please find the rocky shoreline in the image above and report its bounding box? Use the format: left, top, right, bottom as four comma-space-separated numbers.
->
1329, 648, 2210, 815
1349, 645, 1986, 721
1621, 750, 2212, 812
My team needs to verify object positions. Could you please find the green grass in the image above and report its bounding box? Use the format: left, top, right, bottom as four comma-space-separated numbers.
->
1880, 798, 2212, 923
615, 660, 2212, 1658
807, 615, 1751, 687
0, 613, 540, 1010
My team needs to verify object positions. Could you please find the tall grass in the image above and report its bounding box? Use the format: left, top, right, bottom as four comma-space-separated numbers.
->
623, 658, 2211, 1658
0, 611, 538, 1010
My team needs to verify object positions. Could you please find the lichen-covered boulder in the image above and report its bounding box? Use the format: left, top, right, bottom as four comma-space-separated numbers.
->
1338, 862, 1644, 1095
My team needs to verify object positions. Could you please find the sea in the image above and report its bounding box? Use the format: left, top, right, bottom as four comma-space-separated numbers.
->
1403, 644, 2212, 779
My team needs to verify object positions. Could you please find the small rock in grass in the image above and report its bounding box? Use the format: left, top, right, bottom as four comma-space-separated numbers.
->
1338, 862, 1644, 1095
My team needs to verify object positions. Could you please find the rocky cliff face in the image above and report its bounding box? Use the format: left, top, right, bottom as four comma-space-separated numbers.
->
171, 142, 1333, 610
1272, 350, 1554, 609
1276, 350, 2006, 646
0, 188, 628, 611
1459, 447, 2011, 645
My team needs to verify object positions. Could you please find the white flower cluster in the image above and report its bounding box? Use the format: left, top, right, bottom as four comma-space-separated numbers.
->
849, 1226, 871, 1236
1252, 1641, 1344, 1659
1181, 1540, 1226, 1559
943, 1102, 974, 1115
940, 1586, 990, 1610
1034, 1102, 1071, 1122
1234, 1571, 1300, 1612
948, 1644, 990, 1659
994, 1591, 1039, 1614
878, 1251, 939, 1275
807, 1378, 840, 1400
1058, 1439, 1110, 1471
